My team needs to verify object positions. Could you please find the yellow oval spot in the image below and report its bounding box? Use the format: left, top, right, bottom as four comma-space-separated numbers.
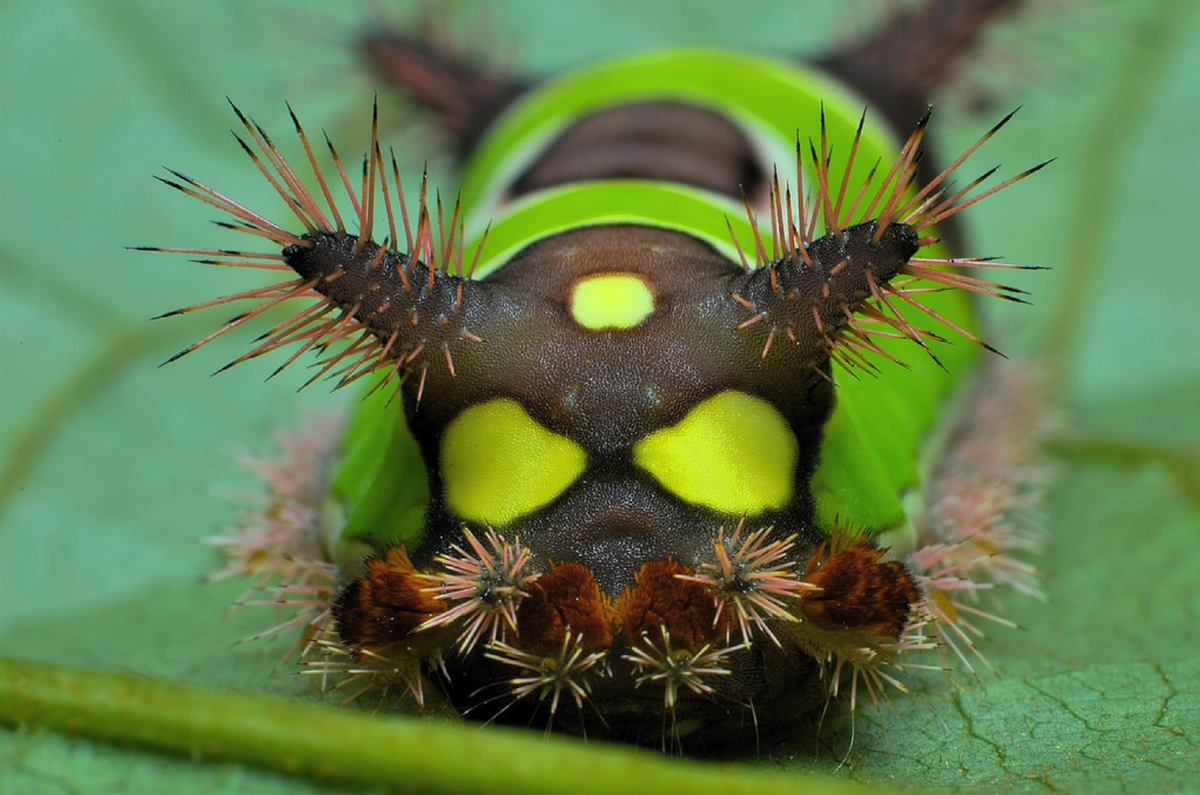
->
633, 391, 796, 514
440, 398, 587, 526
569, 272, 655, 330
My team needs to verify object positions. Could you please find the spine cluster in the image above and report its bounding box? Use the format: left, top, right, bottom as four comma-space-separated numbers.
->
729, 109, 1046, 373
141, 101, 485, 399
323, 522, 922, 722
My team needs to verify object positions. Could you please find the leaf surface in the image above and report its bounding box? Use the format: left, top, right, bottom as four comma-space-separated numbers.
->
2, 1, 1197, 793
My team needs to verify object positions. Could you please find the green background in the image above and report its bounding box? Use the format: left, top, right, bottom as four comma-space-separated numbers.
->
1, 0, 1197, 792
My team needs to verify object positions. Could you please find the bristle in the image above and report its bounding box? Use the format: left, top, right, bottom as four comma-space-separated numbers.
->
898, 108, 1002, 222
390, 150, 415, 254
361, 96, 381, 247
203, 415, 343, 662
834, 111, 871, 230
128, 246, 290, 270
768, 166, 784, 260
229, 122, 320, 237
814, 106, 841, 235
924, 159, 1053, 228
214, 299, 336, 375
288, 102, 345, 232
156, 279, 318, 364
265, 314, 347, 381
323, 128, 362, 224
300, 637, 429, 708
742, 191, 769, 266
862, 107, 929, 228
888, 286, 1004, 358
907, 364, 1051, 679
153, 172, 301, 246
250, 107, 333, 233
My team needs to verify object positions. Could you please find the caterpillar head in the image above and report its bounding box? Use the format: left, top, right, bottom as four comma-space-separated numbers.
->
144, 73, 1045, 744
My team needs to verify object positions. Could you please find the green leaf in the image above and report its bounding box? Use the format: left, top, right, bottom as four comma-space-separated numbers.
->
2, 1, 1198, 793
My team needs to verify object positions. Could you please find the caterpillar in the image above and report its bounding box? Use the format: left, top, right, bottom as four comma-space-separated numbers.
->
143, 0, 1049, 749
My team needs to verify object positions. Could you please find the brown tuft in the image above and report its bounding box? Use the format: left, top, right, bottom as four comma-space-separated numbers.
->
333, 546, 444, 649
620, 560, 718, 653
360, 11, 529, 162
815, 0, 1028, 146
513, 562, 614, 657
800, 538, 919, 639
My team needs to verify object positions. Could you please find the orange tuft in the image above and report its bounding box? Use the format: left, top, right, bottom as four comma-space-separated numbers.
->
513, 562, 614, 657
800, 538, 919, 639
620, 560, 718, 653
332, 546, 444, 649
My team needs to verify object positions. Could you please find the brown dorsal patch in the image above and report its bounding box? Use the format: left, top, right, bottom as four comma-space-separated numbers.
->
801, 535, 919, 639
513, 561, 614, 657
332, 545, 444, 649
510, 101, 764, 201
619, 560, 718, 653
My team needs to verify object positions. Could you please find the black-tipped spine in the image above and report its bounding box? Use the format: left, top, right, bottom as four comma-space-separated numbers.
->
731, 220, 918, 362
282, 231, 475, 389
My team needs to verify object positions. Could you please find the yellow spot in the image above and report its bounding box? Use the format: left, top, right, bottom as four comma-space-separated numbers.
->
633, 391, 796, 514
570, 272, 655, 329
440, 398, 587, 526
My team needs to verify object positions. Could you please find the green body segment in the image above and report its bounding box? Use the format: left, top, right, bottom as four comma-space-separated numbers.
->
328, 389, 429, 564
328, 48, 979, 559
457, 49, 885, 230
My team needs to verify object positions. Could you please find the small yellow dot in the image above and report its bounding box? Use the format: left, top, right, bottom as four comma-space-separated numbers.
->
569, 272, 655, 330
